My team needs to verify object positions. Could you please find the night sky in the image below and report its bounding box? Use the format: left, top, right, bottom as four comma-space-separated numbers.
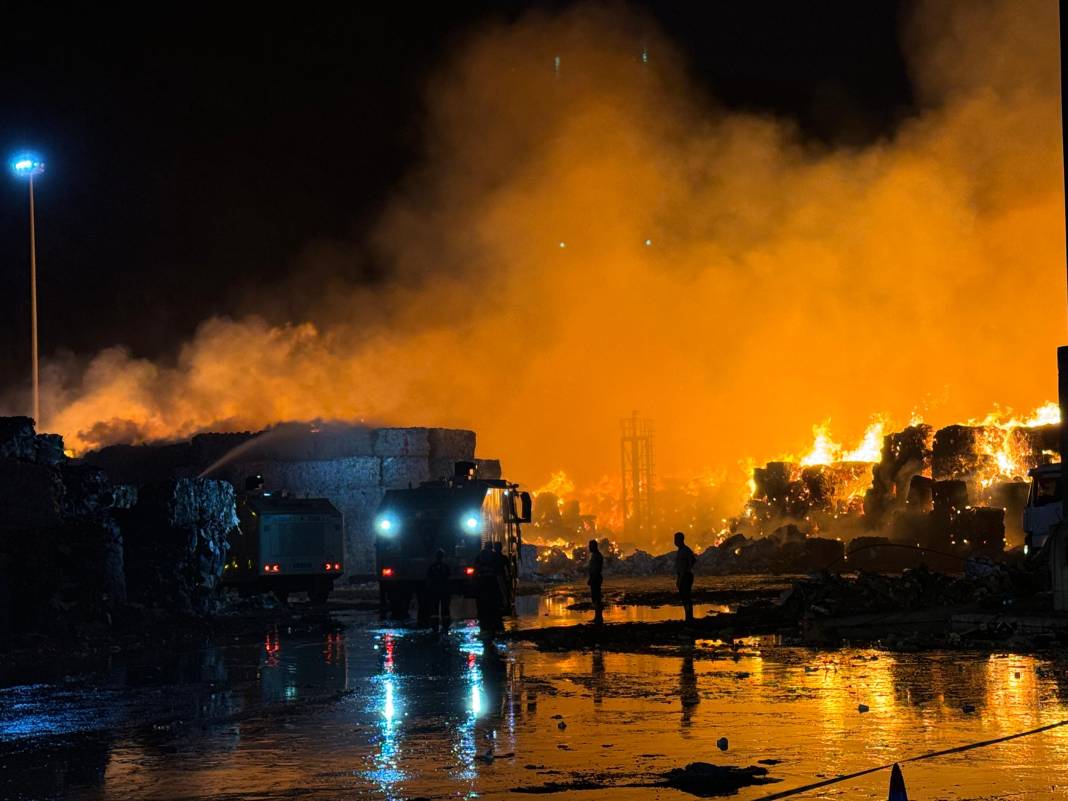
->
0, 4, 913, 394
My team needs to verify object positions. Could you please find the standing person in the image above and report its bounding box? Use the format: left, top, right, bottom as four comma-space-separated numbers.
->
587, 539, 604, 625
474, 541, 499, 631
674, 531, 697, 623
426, 548, 452, 632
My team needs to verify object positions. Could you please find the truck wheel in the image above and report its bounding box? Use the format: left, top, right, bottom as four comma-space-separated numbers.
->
309, 579, 333, 605
388, 587, 411, 619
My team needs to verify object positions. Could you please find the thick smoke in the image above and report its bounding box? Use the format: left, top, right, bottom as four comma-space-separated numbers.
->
25, 1, 1066, 512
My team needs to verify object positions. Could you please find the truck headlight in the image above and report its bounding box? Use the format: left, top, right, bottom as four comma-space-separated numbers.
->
462, 513, 481, 533
376, 515, 397, 535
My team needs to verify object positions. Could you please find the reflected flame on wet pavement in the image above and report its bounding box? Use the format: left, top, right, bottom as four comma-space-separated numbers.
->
3, 596, 1068, 799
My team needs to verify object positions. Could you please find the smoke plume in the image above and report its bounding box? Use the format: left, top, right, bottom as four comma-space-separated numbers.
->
23, 1, 1066, 517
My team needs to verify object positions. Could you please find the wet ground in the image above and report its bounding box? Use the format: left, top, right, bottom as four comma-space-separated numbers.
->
5, 578, 1068, 800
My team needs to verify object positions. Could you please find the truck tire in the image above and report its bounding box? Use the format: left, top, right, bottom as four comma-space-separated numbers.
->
388, 586, 411, 619
309, 578, 333, 605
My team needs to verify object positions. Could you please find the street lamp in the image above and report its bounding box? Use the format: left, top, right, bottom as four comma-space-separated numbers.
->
10, 152, 45, 425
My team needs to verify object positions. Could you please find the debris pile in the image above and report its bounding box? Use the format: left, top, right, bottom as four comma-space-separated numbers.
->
0, 417, 245, 640
778, 563, 1044, 621
0, 418, 125, 636
119, 479, 238, 614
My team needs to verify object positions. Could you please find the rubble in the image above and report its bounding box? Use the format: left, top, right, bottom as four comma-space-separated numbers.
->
119, 478, 238, 614
0, 419, 127, 637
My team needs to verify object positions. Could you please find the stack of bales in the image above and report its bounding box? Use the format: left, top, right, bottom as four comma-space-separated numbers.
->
0, 418, 125, 636
748, 460, 872, 532
119, 478, 238, 614
863, 425, 934, 525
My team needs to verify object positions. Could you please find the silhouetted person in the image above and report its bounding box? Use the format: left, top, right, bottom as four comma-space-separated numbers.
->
587, 539, 604, 624
426, 548, 452, 632
474, 542, 500, 631
674, 531, 696, 623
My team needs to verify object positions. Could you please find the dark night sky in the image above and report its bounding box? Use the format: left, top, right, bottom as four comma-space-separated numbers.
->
0, 4, 913, 393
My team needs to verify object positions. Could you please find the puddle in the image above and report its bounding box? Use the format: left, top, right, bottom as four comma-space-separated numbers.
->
3, 579, 1068, 800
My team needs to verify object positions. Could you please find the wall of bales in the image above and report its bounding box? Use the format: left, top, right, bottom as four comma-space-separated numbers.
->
86, 423, 496, 575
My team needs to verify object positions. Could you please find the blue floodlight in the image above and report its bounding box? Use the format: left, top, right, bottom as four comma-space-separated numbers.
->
10, 153, 45, 178
376, 514, 397, 535
462, 513, 481, 533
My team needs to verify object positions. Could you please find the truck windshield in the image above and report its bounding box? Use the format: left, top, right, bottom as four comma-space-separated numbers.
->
1033, 476, 1062, 507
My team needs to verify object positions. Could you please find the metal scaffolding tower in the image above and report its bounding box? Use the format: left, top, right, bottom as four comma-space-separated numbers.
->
620, 412, 655, 539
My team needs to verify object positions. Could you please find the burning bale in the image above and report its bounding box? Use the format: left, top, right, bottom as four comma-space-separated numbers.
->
801, 463, 870, 512
933, 425, 996, 482
864, 424, 933, 524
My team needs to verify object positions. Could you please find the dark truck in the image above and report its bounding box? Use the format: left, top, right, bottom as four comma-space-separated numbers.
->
375, 461, 531, 618
225, 480, 344, 604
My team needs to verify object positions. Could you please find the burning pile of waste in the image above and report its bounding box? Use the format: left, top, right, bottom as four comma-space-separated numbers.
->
741, 403, 1060, 556
522, 403, 1060, 579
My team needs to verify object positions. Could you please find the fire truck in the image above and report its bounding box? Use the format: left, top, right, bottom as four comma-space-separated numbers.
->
224, 477, 344, 604
1023, 463, 1062, 554
375, 462, 531, 618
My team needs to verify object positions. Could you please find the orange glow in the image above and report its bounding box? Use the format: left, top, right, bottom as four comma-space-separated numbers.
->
28, 1, 1064, 550
381, 568, 394, 577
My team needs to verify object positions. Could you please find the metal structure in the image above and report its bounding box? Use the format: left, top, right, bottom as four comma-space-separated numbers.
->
10, 153, 45, 424
620, 412, 655, 539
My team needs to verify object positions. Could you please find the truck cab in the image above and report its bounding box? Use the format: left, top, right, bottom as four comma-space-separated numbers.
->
375, 462, 531, 618
1023, 463, 1062, 554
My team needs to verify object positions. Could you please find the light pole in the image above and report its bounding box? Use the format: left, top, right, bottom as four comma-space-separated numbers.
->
11, 153, 45, 425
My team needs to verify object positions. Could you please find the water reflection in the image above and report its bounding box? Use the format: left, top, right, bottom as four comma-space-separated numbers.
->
7, 606, 1068, 800
361, 623, 522, 799
679, 653, 699, 731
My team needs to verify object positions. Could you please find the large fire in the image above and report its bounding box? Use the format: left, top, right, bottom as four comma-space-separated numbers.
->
527, 401, 1062, 553
2, 1, 1062, 555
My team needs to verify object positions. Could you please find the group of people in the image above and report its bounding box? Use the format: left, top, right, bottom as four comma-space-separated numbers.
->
424, 540, 513, 633
586, 531, 697, 624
